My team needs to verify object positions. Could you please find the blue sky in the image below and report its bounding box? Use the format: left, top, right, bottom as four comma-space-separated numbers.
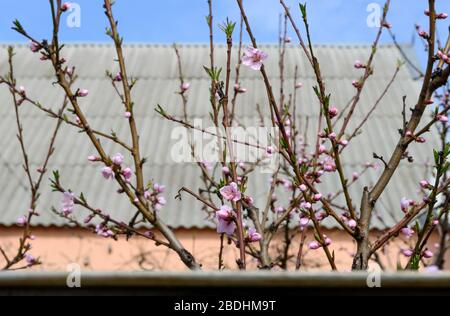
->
0, 0, 448, 67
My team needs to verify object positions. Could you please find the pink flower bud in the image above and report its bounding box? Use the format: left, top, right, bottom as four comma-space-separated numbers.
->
181, 82, 190, 93
318, 145, 327, 154
328, 132, 337, 140
314, 193, 322, 201
324, 237, 332, 246
401, 227, 414, 238
124, 111, 132, 119
88, 155, 100, 162
295, 82, 303, 89
114, 73, 122, 82
432, 219, 439, 226
328, 106, 339, 118
299, 184, 307, 191
29, 41, 40, 53
437, 115, 448, 123
354, 60, 364, 69
348, 219, 357, 229
422, 250, 433, 258
266, 146, 275, 156
419, 180, 430, 189
401, 249, 413, 257
437, 13, 448, 20
339, 139, 349, 147
77, 89, 89, 97
17, 216, 27, 226
352, 80, 360, 88
61, 2, 71, 11
352, 172, 360, 181
18, 86, 26, 95
308, 241, 321, 250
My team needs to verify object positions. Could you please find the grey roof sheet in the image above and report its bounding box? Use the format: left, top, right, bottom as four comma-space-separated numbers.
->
0, 43, 439, 229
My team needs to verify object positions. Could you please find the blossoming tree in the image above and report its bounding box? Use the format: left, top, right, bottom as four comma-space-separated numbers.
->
0, 0, 449, 272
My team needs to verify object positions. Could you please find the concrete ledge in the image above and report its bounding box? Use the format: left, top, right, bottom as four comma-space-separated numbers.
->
0, 271, 449, 288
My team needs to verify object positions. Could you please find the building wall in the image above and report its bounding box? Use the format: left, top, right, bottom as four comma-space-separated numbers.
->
0, 227, 448, 271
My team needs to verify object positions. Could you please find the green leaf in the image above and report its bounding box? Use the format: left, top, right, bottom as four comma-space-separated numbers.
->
299, 3, 307, 19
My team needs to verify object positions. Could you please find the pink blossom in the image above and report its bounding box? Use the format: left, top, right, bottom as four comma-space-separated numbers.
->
347, 219, 357, 229
274, 206, 284, 213
122, 167, 133, 182
324, 237, 332, 246
299, 217, 309, 227
17, 216, 27, 226
299, 184, 307, 192
437, 13, 448, 20
308, 240, 321, 250
101, 166, 114, 179
216, 205, 236, 236
219, 182, 241, 202
61, 2, 71, 11
313, 193, 322, 201
300, 202, 312, 210
144, 190, 151, 200
418, 30, 428, 39
155, 196, 167, 210
422, 250, 433, 259
222, 166, 230, 174
352, 172, 360, 181
401, 227, 414, 239
242, 46, 268, 71
401, 248, 413, 257
25, 254, 36, 266
77, 89, 89, 97
112, 153, 124, 166
124, 111, 132, 119
328, 106, 339, 118
153, 183, 166, 193
29, 41, 40, 53
352, 80, 360, 88
61, 191, 75, 216
432, 219, 439, 226
400, 197, 412, 213
181, 82, 190, 93
245, 228, 262, 243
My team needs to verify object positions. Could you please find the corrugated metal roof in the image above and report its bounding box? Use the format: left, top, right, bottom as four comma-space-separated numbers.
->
0, 43, 439, 229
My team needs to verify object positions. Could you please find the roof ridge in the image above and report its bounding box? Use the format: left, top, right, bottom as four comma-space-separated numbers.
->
0, 42, 414, 49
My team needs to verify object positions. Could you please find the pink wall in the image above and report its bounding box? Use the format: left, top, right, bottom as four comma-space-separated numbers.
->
0, 227, 448, 271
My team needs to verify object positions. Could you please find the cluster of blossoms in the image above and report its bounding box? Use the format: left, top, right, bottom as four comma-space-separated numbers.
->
144, 183, 167, 211
61, 191, 75, 216
95, 223, 115, 238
